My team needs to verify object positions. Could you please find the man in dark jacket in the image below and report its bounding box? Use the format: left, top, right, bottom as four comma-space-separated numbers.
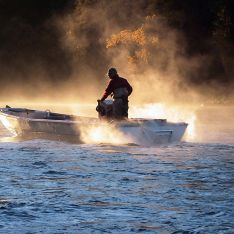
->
99, 68, 133, 119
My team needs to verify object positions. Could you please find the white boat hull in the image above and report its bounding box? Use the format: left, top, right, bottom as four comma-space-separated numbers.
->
0, 108, 188, 145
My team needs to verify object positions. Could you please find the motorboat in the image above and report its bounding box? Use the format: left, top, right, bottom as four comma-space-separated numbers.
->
0, 101, 188, 145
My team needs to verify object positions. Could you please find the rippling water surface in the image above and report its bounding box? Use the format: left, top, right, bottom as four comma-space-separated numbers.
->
0, 107, 233, 233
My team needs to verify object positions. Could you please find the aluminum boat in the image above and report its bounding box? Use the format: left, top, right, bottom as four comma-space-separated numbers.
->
0, 104, 188, 145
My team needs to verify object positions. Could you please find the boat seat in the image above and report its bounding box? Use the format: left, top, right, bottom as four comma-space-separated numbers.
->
45, 112, 72, 120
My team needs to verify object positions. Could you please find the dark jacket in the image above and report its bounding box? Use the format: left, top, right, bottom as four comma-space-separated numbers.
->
101, 75, 132, 101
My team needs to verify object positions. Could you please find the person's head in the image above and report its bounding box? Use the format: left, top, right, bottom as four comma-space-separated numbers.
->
107, 67, 118, 79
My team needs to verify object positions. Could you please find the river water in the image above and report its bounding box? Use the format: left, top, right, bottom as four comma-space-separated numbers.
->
0, 105, 233, 233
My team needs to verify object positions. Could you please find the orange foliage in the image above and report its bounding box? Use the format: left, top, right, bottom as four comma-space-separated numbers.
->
106, 16, 158, 65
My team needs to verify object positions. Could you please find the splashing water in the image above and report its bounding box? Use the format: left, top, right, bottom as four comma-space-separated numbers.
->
79, 123, 130, 145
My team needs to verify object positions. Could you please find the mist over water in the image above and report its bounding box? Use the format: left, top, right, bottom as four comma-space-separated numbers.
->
193, 106, 234, 144
0, 0, 233, 104
1, 102, 233, 144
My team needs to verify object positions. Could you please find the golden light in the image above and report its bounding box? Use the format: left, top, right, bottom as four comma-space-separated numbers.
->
79, 124, 130, 144
130, 103, 197, 141
0, 115, 17, 136
89, 127, 105, 142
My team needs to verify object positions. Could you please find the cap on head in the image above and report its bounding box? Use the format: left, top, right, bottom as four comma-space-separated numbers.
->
108, 67, 118, 78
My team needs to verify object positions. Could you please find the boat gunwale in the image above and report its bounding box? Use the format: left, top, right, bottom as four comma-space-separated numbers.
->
0, 108, 188, 126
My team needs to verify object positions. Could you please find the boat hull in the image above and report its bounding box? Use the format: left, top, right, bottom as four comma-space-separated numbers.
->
0, 108, 188, 145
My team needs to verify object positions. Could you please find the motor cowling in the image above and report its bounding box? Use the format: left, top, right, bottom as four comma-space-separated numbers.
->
96, 100, 113, 119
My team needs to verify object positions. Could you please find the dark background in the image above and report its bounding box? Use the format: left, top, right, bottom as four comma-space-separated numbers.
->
0, 0, 233, 101
0, 0, 74, 84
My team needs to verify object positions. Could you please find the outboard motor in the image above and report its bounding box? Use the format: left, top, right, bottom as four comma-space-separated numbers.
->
96, 100, 113, 119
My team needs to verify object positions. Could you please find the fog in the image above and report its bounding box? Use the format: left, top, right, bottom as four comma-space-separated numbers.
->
0, 0, 233, 104
0, 0, 233, 144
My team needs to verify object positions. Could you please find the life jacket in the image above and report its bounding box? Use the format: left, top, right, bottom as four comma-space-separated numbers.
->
112, 87, 129, 99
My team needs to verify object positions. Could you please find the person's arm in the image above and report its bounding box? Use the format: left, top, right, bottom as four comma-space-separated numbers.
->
100, 80, 113, 101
